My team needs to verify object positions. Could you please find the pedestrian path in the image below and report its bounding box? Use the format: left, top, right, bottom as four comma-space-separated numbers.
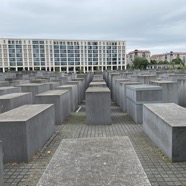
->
4, 102, 186, 186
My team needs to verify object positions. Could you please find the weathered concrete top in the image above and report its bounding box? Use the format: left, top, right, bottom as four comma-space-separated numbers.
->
114, 79, 129, 82
127, 84, 162, 91
119, 81, 141, 85
44, 82, 59, 85
57, 85, 75, 88
17, 83, 43, 87
0, 86, 19, 90
110, 73, 120, 76
72, 78, 84, 81
67, 81, 79, 84
144, 103, 186, 127
169, 74, 186, 77
150, 80, 177, 84
92, 79, 104, 82
86, 87, 110, 93
0, 92, 31, 99
36, 137, 150, 186
36, 90, 68, 96
0, 104, 53, 121
89, 82, 106, 85
137, 75, 157, 77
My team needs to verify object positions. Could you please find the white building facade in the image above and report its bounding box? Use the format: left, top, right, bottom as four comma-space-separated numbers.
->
0, 38, 126, 73
150, 51, 186, 63
127, 49, 151, 65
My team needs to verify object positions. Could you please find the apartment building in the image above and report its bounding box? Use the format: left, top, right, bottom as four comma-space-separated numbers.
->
150, 51, 186, 63
0, 38, 126, 73
127, 49, 151, 65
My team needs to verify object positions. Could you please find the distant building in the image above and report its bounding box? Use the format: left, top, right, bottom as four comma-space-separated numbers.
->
150, 51, 186, 63
127, 49, 151, 65
0, 38, 126, 73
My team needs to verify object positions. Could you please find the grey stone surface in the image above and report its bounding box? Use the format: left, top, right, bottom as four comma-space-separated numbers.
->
177, 78, 186, 106
0, 81, 9, 87
37, 137, 150, 186
108, 73, 119, 97
72, 78, 85, 100
0, 86, 21, 96
77, 74, 89, 89
0, 92, 33, 113
118, 81, 141, 112
35, 90, 71, 124
89, 81, 107, 87
9, 79, 30, 86
114, 78, 130, 103
136, 75, 157, 84
56, 85, 78, 112
143, 103, 186, 162
86, 87, 111, 125
111, 75, 121, 99
67, 81, 81, 104
126, 85, 162, 124
17, 83, 50, 103
0, 104, 55, 163
31, 79, 49, 83
149, 80, 178, 104
0, 141, 4, 186
44, 82, 60, 90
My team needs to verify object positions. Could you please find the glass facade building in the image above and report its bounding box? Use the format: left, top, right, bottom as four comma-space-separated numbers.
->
0, 38, 126, 73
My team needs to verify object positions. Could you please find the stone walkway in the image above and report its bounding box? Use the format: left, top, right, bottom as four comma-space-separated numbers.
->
4, 102, 186, 186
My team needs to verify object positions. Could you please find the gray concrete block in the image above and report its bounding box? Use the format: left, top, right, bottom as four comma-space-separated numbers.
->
0, 104, 55, 163
31, 79, 49, 83
17, 83, 50, 103
126, 85, 162, 124
0, 92, 33, 113
0, 141, 4, 186
108, 73, 119, 96
89, 82, 107, 87
149, 80, 178, 104
36, 137, 150, 186
43, 82, 60, 90
0, 81, 9, 87
35, 90, 71, 124
118, 82, 141, 112
77, 74, 89, 89
72, 78, 85, 100
56, 85, 78, 112
0, 87, 21, 96
9, 80, 30, 86
177, 78, 186, 106
136, 75, 157, 84
114, 79, 130, 103
67, 81, 81, 104
86, 87, 111, 125
143, 103, 186, 162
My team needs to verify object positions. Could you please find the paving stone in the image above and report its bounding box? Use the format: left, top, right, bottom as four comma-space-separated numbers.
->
37, 137, 150, 186
3, 102, 186, 186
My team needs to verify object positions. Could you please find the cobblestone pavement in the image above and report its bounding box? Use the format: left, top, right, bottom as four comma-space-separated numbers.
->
4, 102, 186, 186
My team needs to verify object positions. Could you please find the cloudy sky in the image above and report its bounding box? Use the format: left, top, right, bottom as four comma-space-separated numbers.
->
1, 0, 186, 54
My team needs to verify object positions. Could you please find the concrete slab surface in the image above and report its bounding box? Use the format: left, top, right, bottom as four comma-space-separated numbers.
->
0, 104, 53, 121
37, 137, 150, 186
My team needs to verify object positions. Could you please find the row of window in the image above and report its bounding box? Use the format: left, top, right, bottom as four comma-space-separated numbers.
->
6, 40, 125, 46
9, 61, 119, 66
8, 45, 121, 50
8, 57, 123, 62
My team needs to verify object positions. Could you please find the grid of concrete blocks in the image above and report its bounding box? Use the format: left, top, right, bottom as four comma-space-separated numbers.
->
0, 69, 186, 185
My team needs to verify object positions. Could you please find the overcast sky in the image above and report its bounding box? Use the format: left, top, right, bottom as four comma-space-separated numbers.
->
1, 0, 186, 54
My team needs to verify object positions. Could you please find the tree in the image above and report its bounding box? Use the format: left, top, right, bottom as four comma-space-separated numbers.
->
158, 60, 169, 64
150, 60, 157, 64
172, 57, 184, 66
132, 57, 149, 69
